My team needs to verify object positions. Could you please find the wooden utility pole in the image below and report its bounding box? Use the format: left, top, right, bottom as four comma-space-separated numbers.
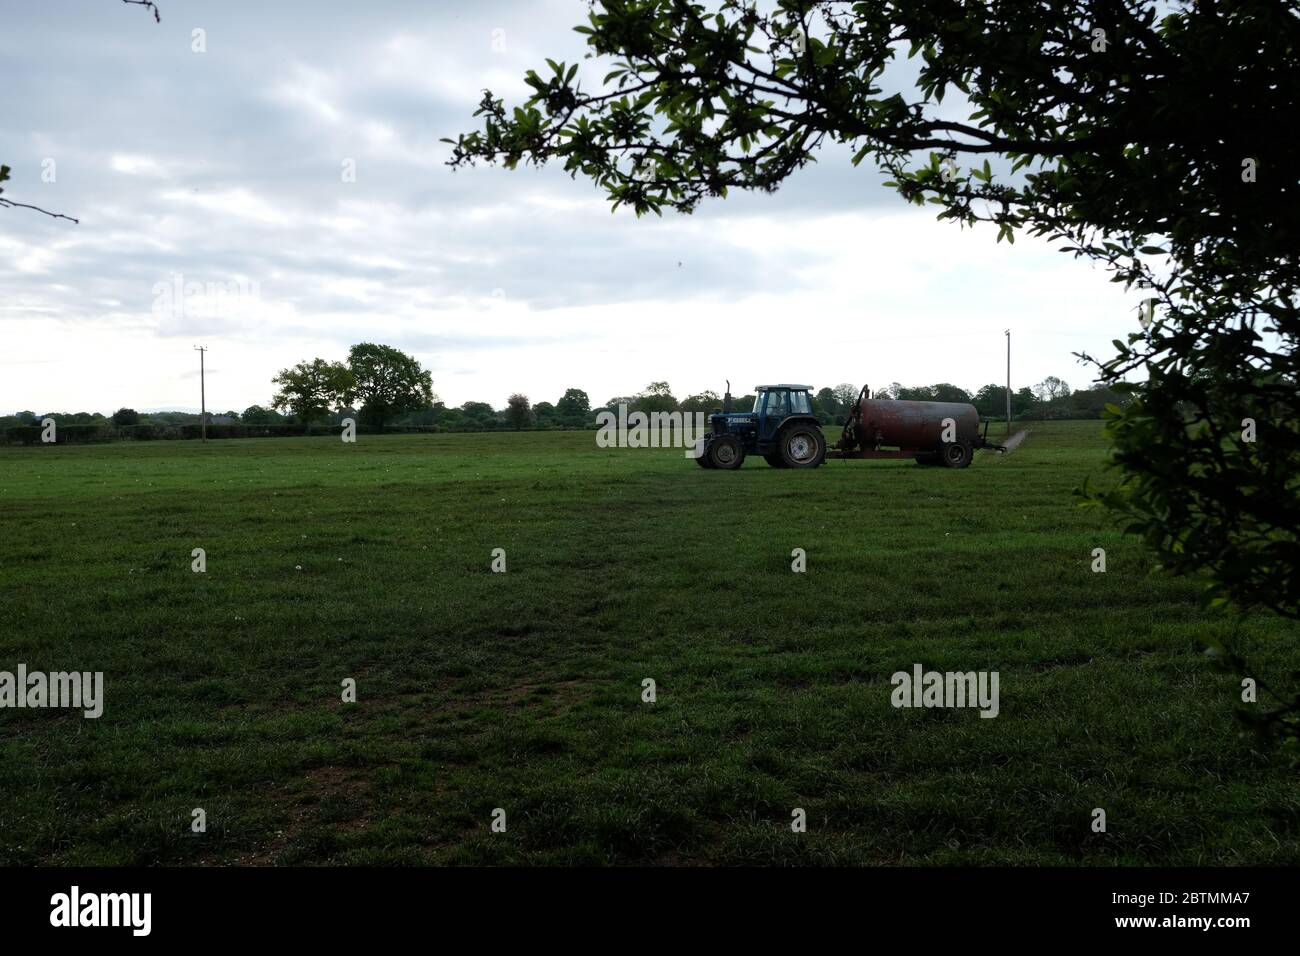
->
195, 346, 208, 442
1004, 329, 1011, 436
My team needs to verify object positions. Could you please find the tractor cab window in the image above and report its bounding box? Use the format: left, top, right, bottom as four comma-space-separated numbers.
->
764, 391, 790, 418
791, 392, 812, 415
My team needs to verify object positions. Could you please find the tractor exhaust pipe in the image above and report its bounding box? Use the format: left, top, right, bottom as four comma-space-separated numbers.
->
723, 379, 732, 414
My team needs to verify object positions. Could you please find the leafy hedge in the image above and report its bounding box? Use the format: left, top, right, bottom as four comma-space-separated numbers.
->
2, 424, 114, 445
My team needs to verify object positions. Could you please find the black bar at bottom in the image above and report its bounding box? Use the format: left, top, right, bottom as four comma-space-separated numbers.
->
0, 866, 1283, 941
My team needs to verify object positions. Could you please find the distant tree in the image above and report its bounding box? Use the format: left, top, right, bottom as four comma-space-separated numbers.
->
832, 383, 860, 409
395, 404, 438, 427
1067, 384, 1132, 419
242, 404, 280, 425
111, 407, 140, 427
555, 388, 591, 424
893, 385, 933, 401
636, 381, 678, 413
346, 343, 433, 429
814, 386, 838, 414
141, 411, 198, 425
532, 401, 557, 426
930, 383, 973, 404
1012, 387, 1036, 417
808, 392, 833, 424
680, 390, 721, 413
272, 358, 353, 423
48, 411, 106, 425
15, 410, 38, 425
1033, 376, 1071, 403
506, 393, 532, 430
436, 405, 465, 430
972, 385, 1008, 418
221, 409, 241, 422
460, 401, 498, 429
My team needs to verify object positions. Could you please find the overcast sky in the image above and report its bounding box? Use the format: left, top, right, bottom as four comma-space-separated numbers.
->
0, 0, 1138, 415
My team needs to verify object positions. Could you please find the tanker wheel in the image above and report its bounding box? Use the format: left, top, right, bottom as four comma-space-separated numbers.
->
779, 424, 826, 468
709, 434, 746, 470
941, 441, 973, 469
764, 452, 788, 468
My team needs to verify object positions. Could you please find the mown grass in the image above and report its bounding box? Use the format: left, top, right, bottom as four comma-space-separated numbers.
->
0, 421, 1297, 865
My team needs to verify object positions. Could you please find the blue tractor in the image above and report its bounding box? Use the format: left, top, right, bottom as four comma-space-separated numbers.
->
694, 382, 827, 469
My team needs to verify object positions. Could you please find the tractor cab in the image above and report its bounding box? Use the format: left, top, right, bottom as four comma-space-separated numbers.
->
752, 385, 815, 441
696, 383, 826, 470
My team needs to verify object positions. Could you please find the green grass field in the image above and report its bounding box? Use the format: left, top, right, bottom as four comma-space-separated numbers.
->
1, 422, 1297, 865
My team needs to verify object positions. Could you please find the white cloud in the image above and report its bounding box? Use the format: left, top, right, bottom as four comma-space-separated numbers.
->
269, 63, 344, 125
158, 188, 289, 225
110, 154, 165, 176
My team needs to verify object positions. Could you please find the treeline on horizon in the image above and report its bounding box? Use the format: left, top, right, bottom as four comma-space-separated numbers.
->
1, 342, 1130, 444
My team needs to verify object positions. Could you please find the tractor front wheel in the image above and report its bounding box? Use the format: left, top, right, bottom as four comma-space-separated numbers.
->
693, 438, 714, 468
779, 424, 826, 468
709, 434, 746, 470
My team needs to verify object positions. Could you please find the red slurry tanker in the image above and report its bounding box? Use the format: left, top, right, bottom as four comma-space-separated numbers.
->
834, 384, 1006, 468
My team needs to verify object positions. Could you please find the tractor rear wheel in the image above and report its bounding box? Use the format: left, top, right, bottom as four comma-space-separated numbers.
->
709, 434, 746, 470
779, 424, 826, 468
940, 441, 973, 469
